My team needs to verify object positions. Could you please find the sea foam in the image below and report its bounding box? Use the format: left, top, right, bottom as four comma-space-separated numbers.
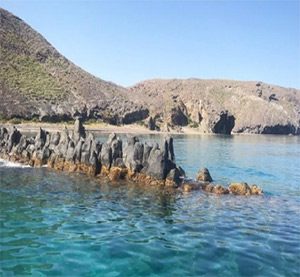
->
0, 158, 31, 168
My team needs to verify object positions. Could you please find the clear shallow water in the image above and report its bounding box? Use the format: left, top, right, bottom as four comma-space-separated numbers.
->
0, 134, 300, 276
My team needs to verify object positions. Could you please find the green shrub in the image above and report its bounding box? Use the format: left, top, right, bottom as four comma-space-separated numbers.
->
190, 122, 199, 128
9, 118, 22, 124
137, 120, 146, 127
84, 118, 99, 125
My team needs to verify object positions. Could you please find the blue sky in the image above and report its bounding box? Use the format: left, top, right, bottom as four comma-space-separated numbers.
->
1, 0, 300, 88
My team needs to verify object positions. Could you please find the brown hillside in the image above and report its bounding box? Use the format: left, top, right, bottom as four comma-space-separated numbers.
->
0, 8, 148, 124
129, 79, 300, 134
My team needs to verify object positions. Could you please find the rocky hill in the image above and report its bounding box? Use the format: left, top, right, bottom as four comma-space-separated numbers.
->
129, 79, 300, 134
1, 8, 299, 135
0, 8, 148, 124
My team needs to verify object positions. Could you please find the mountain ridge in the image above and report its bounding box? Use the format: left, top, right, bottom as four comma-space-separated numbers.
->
128, 77, 299, 90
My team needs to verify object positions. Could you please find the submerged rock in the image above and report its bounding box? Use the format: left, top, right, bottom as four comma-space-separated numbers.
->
212, 184, 229, 195
109, 167, 128, 181
182, 181, 201, 192
228, 182, 263, 195
250, 185, 263, 195
229, 182, 251, 195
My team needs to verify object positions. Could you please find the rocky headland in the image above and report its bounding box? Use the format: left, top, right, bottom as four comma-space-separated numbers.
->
129, 79, 300, 135
1, 7, 299, 135
0, 118, 263, 196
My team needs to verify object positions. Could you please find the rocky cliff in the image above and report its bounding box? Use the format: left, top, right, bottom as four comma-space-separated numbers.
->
1, 8, 299, 135
129, 79, 300, 135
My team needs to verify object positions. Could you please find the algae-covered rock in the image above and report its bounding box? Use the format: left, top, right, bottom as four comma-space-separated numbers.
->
196, 168, 213, 182
212, 184, 229, 195
228, 182, 262, 195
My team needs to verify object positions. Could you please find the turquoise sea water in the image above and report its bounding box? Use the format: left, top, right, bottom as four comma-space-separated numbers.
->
0, 134, 300, 276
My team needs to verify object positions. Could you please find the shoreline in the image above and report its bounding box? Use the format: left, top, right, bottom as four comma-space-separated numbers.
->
0, 122, 297, 136
0, 122, 212, 135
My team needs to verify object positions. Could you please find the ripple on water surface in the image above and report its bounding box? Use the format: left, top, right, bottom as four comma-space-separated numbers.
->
0, 134, 300, 276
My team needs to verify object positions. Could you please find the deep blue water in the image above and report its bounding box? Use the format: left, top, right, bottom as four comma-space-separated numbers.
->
0, 134, 300, 276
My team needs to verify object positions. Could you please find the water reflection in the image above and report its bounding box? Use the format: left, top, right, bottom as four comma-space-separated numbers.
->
0, 134, 300, 276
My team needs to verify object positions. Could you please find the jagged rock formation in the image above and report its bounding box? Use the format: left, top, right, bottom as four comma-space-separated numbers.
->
0, 8, 148, 124
0, 119, 263, 195
129, 79, 300, 135
0, 118, 185, 187
1, 8, 299, 135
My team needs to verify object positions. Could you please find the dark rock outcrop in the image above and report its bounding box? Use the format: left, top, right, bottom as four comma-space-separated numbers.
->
165, 168, 182, 187
170, 105, 189, 126
143, 147, 166, 180
261, 124, 297, 135
148, 117, 156, 131
196, 168, 213, 182
74, 118, 86, 140
7, 127, 22, 152
100, 143, 112, 169
212, 111, 235, 135
35, 128, 48, 150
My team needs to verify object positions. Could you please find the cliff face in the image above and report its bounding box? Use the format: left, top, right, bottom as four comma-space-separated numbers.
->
129, 79, 300, 134
0, 8, 148, 124
1, 8, 299, 135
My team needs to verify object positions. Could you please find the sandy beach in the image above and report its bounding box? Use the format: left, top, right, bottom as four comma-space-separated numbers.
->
0, 121, 205, 135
